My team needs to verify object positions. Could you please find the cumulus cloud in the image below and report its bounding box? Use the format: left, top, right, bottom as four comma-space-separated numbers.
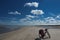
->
3, 16, 60, 25
20, 18, 28, 22
20, 17, 31, 22
24, 2, 39, 7
20, 19, 39, 25
20, 15, 38, 22
8, 11, 21, 15
20, 19, 47, 25
56, 15, 60, 18
2, 14, 60, 25
45, 17, 57, 24
26, 15, 37, 18
45, 17, 55, 21
31, 9, 44, 15
20, 16, 60, 25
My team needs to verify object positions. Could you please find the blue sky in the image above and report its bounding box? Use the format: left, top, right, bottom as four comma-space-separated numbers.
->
0, 0, 60, 25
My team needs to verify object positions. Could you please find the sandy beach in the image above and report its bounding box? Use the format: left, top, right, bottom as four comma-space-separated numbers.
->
0, 27, 60, 40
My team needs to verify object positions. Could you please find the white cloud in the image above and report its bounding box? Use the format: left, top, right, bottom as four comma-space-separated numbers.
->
26, 15, 37, 18
45, 17, 55, 21
31, 9, 44, 15
20, 16, 60, 25
45, 17, 57, 24
8, 11, 21, 15
20, 15, 38, 22
1, 14, 60, 25
20, 18, 27, 22
20, 17, 31, 22
20, 19, 47, 25
20, 19, 38, 25
56, 15, 60, 18
24, 2, 39, 7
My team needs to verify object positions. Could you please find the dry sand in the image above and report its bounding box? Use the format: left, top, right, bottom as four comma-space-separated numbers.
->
0, 27, 60, 40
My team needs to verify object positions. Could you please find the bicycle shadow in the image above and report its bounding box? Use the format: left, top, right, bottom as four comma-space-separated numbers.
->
35, 38, 41, 40
35, 37, 49, 40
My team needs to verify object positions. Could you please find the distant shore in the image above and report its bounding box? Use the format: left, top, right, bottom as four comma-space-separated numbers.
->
0, 25, 60, 34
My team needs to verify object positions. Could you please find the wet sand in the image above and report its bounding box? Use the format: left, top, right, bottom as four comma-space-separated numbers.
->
0, 27, 60, 40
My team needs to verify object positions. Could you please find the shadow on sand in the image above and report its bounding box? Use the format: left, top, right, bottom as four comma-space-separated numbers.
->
35, 37, 49, 40
35, 38, 41, 40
